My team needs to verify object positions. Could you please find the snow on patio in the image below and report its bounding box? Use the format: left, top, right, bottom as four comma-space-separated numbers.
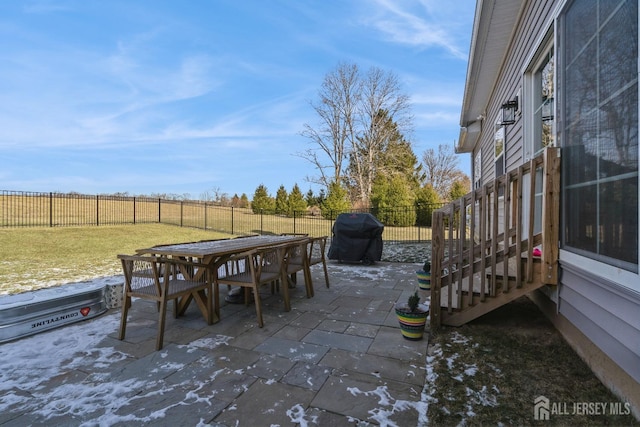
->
0, 277, 504, 426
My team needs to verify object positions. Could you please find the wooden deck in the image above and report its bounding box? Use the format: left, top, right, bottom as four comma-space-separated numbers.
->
430, 148, 561, 329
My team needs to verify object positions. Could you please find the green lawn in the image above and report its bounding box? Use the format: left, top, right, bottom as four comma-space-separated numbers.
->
0, 224, 233, 295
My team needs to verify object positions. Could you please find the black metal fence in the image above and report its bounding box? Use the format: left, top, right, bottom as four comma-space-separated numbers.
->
0, 190, 444, 242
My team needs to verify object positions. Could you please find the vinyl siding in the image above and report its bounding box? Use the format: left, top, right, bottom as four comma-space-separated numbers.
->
471, 0, 640, 400
560, 263, 640, 383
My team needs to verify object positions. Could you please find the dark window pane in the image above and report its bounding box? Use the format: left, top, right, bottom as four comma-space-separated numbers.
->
599, 85, 639, 178
600, 0, 625, 27
565, 110, 598, 185
600, 177, 638, 263
599, 1, 638, 101
561, 0, 638, 270
565, 40, 597, 125
565, 0, 596, 64
565, 185, 597, 253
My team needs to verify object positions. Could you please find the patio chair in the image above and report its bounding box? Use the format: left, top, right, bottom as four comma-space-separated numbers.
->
283, 239, 314, 306
117, 254, 213, 350
214, 245, 286, 327
307, 236, 330, 288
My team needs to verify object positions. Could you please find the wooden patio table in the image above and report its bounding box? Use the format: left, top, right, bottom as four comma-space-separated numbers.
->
136, 235, 309, 323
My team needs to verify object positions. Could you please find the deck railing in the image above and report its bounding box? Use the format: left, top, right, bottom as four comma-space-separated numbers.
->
430, 147, 561, 329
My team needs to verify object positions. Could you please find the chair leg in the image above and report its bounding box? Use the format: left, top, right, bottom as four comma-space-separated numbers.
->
206, 284, 213, 325
281, 274, 291, 312
214, 282, 220, 322
323, 262, 330, 288
303, 265, 314, 298
253, 285, 264, 327
156, 297, 168, 350
118, 296, 131, 340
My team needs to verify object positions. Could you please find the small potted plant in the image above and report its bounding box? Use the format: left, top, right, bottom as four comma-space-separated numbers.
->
395, 290, 429, 340
416, 259, 431, 291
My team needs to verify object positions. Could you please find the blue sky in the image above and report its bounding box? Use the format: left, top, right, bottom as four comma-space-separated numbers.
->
0, 0, 475, 199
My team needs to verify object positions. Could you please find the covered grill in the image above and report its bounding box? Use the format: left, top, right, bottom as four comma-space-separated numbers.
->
328, 213, 384, 265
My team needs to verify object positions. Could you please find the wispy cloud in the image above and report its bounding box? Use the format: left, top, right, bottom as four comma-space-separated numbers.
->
362, 0, 470, 60
23, 0, 73, 14
0, 0, 474, 194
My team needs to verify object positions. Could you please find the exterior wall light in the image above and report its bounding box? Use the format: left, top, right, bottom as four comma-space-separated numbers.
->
500, 97, 519, 125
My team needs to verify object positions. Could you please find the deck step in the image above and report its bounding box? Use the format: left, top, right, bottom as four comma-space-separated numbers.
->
440, 280, 545, 327
438, 258, 544, 327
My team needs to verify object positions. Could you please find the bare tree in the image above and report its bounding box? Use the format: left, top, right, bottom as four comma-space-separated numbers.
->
350, 67, 412, 205
422, 144, 465, 200
299, 62, 360, 189
200, 187, 228, 204
300, 63, 412, 206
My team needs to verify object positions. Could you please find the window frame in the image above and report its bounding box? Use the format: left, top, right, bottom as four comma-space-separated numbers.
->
556, 0, 640, 290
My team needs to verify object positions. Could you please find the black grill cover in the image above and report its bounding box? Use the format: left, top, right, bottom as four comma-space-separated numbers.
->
328, 213, 384, 265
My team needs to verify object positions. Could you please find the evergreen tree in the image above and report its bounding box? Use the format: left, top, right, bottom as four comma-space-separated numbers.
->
252, 184, 275, 214
415, 184, 441, 226
275, 185, 289, 215
371, 175, 416, 226
347, 110, 422, 207
321, 180, 351, 220
305, 189, 318, 207
449, 180, 468, 201
240, 193, 250, 209
288, 184, 307, 217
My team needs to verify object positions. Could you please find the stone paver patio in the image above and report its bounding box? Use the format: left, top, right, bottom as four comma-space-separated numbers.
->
0, 261, 430, 426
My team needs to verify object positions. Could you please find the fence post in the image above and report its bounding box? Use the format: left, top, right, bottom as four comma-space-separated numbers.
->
180, 201, 184, 227
430, 210, 444, 331
96, 195, 99, 226
231, 206, 234, 235
204, 202, 207, 230
293, 210, 296, 234
158, 198, 161, 223
133, 197, 136, 224
49, 192, 53, 227
260, 209, 264, 235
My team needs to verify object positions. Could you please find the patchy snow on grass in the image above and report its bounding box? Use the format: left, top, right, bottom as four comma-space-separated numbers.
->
418, 343, 442, 427
430, 331, 503, 425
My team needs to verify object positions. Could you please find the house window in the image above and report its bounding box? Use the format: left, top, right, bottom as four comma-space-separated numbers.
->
494, 126, 505, 177
533, 48, 555, 156
474, 151, 482, 190
560, 0, 638, 271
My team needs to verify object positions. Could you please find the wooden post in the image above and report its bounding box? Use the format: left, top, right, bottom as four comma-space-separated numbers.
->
430, 210, 444, 331
541, 147, 561, 284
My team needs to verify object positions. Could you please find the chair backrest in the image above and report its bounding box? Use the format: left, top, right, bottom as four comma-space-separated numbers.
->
284, 239, 309, 271
254, 245, 287, 283
307, 236, 328, 266
118, 254, 166, 298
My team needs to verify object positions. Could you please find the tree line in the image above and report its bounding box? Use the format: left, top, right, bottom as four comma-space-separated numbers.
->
248, 62, 469, 226
109, 62, 470, 226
